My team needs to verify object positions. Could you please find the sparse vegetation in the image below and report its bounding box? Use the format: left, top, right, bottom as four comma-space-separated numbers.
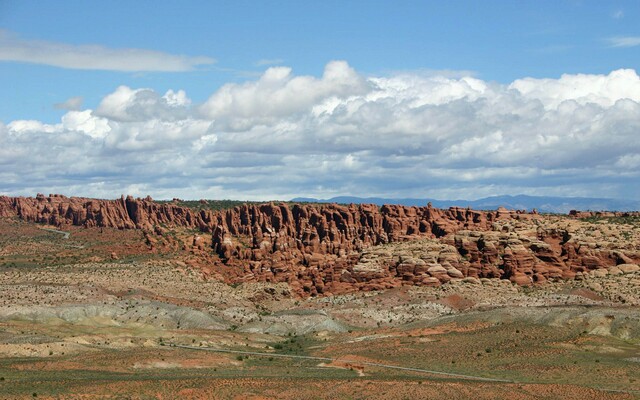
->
0, 212, 638, 399
579, 215, 640, 226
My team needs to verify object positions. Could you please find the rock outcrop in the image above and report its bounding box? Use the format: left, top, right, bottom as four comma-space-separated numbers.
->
1, 194, 638, 296
0, 194, 215, 231
207, 203, 546, 295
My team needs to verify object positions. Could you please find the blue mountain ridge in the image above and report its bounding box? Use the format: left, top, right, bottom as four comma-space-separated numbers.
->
290, 195, 640, 213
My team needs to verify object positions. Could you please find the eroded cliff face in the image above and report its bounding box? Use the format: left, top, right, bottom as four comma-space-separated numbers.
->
0, 194, 215, 231
1, 194, 638, 296
207, 203, 543, 295
206, 203, 639, 295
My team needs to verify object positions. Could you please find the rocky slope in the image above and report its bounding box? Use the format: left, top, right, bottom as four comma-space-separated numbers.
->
1, 194, 638, 296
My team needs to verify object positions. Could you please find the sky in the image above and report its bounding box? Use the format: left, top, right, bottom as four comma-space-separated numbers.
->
0, 0, 639, 201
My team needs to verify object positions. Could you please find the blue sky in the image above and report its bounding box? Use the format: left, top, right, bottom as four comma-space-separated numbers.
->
1, 1, 639, 201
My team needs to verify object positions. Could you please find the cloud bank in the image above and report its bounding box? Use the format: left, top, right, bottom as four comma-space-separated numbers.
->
2, 61, 640, 201
0, 30, 214, 72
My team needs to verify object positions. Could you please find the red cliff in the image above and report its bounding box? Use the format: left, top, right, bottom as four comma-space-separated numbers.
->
1, 194, 637, 296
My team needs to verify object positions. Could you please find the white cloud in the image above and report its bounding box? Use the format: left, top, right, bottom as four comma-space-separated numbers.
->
199, 61, 370, 129
2, 62, 640, 201
103, 118, 213, 151
95, 86, 193, 122
0, 30, 215, 72
607, 36, 640, 48
7, 119, 61, 135
163, 90, 191, 107
509, 69, 640, 108
61, 110, 111, 139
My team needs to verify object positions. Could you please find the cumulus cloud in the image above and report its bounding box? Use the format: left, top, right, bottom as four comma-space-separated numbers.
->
2, 62, 640, 201
61, 111, 111, 139
199, 61, 370, 130
0, 30, 215, 72
509, 69, 640, 108
95, 86, 194, 122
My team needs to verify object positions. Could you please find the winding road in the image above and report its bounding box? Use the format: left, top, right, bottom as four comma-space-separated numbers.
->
170, 344, 512, 382
171, 343, 640, 395
39, 227, 70, 239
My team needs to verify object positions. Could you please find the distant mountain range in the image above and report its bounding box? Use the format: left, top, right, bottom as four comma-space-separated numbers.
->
291, 195, 640, 213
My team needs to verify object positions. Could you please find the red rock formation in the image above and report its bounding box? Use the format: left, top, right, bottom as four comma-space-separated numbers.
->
206, 203, 545, 295
1, 194, 637, 296
0, 194, 216, 231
